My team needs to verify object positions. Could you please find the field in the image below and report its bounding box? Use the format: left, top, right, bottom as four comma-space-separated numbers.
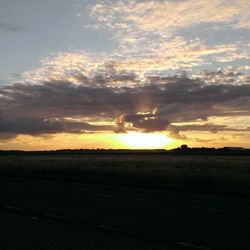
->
1, 155, 250, 193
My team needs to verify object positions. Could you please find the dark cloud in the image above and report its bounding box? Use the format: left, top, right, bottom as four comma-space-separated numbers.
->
168, 122, 250, 142
167, 124, 250, 140
168, 124, 248, 134
0, 19, 22, 32
197, 68, 250, 85
168, 129, 188, 140
114, 116, 127, 133
0, 114, 113, 138
124, 114, 169, 132
0, 70, 250, 138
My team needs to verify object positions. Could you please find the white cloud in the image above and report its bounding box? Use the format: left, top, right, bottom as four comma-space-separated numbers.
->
84, 0, 250, 72
89, 0, 250, 45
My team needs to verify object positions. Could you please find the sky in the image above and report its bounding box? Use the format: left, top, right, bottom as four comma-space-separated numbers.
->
0, 0, 250, 150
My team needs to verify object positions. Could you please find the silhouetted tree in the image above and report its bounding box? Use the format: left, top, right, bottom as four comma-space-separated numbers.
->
181, 144, 189, 150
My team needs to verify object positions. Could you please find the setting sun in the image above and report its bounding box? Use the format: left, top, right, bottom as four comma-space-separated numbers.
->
118, 132, 172, 149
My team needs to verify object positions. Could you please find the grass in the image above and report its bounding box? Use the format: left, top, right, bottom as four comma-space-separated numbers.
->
1, 155, 250, 193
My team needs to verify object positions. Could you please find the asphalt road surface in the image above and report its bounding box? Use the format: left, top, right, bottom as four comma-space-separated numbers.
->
0, 176, 250, 250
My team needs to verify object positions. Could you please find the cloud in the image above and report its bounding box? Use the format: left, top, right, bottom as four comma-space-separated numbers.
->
20, 39, 245, 87
0, 19, 22, 32
84, 0, 250, 73
114, 115, 127, 133
167, 123, 250, 141
215, 43, 250, 63
124, 113, 170, 132
169, 123, 250, 134
80, 0, 250, 76
196, 67, 250, 85
0, 113, 113, 139
168, 127, 188, 140
88, 0, 250, 47
1, 65, 250, 138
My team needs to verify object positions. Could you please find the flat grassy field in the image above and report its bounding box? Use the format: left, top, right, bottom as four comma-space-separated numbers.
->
1, 155, 250, 192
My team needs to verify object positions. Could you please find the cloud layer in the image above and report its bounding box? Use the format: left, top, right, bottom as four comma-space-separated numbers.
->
88, 0, 250, 53
81, 0, 250, 77
1, 62, 250, 139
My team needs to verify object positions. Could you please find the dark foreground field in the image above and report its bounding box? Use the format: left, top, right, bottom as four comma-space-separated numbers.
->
1, 154, 250, 192
1, 155, 250, 249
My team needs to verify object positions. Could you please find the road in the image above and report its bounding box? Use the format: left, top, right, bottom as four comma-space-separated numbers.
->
0, 176, 250, 250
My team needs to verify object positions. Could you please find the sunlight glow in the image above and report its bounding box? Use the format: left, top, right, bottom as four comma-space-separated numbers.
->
118, 132, 172, 149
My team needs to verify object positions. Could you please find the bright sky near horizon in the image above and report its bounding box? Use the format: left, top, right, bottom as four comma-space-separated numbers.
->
0, 0, 250, 150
